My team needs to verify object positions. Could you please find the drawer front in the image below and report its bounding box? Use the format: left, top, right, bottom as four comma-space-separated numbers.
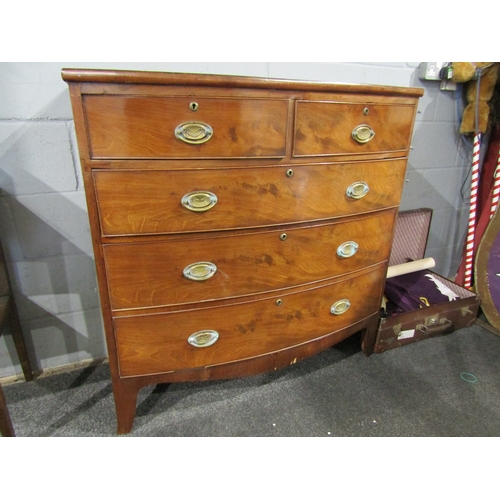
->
94, 160, 406, 236
293, 101, 415, 157
83, 96, 288, 159
104, 210, 395, 311
115, 265, 385, 377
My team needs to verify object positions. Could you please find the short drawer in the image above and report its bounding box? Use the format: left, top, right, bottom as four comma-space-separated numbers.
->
103, 210, 395, 311
83, 96, 288, 159
94, 159, 406, 236
293, 101, 415, 157
114, 265, 385, 377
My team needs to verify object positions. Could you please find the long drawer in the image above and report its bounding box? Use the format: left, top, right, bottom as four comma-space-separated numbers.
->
115, 265, 386, 377
83, 96, 289, 159
94, 159, 406, 236
103, 210, 395, 311
293, 101, 415, 157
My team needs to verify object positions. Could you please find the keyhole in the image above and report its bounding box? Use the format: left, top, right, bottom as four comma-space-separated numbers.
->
190, 102, 199, 111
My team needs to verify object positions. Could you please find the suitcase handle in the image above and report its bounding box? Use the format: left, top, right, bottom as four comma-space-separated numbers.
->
416, 318, 453, 335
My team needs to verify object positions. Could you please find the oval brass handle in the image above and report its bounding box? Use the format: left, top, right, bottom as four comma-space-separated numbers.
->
330, 299, 351, 315
183, 262, 217, 281
187, 330, 219, 348
352, 124, 375, 144
346, 181, 370, 200
181, 191, 218, 212
175, 121, 213, 144
337, 241, 359, 258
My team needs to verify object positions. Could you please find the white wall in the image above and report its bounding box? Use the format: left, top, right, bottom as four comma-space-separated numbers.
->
0, 62, 472, 379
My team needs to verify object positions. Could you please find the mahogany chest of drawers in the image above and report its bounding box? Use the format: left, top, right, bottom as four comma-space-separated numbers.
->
62, 68, 423, 434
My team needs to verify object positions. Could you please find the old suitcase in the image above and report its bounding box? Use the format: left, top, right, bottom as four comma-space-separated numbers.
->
373, 208, 480, 353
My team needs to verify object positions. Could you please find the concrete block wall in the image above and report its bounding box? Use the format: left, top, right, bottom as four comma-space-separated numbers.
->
0, 62, 473, 379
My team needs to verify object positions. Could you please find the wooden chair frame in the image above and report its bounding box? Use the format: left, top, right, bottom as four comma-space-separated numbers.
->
0, 243, 33, 437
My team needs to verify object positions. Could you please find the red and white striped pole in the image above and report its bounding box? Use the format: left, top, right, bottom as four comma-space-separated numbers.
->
490, 146, 500, 218
464, 133, 481, 289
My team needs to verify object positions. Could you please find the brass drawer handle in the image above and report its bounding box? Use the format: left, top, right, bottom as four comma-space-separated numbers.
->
183, 262, 217, 281
175, 121, 213, 144
181, 191, 218, 212
337, 241, 359, 258
346, 181, 370, 200
352, 124, 375, 144
330, 299, 351, 315
188, 330, 219, 348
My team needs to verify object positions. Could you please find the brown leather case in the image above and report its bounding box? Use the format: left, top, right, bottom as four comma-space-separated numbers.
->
374, 209, 480, 353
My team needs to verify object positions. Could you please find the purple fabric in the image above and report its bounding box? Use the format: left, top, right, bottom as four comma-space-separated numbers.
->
384, 269, 459, 316
487, 226, 500, 316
